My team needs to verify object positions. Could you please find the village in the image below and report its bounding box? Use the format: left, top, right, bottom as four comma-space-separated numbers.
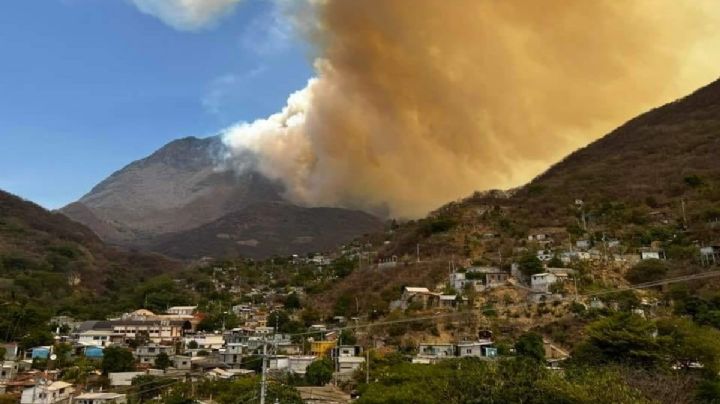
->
2, 225, 709, 404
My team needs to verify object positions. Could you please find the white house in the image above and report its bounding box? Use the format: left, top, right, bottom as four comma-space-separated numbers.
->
640, 251, 662, 260
21, 381, 74, 404
73, 392, 127, 404
76, 331, 123, 347
184, 334, 225, 350
288, 356, 316, 375
166, 306, 197, 316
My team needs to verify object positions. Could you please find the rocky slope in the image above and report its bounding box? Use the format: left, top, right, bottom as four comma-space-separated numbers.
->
61, 136, 383, 259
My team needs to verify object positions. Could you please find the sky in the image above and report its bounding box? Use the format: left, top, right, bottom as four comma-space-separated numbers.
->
0, 0, 312, 209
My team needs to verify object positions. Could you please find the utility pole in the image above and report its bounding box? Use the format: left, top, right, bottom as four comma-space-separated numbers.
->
681, 198, 688, 229
260, 340, 267, 404
416, 244, 420, 263
365, 348, 370, 384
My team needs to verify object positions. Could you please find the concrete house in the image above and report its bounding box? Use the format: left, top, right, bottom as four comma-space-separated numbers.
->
531, 273, 559, 293
134, 344, 175, 365
73, 393, 127, 404
21, 381, 74, 404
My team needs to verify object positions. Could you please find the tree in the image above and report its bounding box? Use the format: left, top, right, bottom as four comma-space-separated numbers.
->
19, 329, 53, 351
518, 254, 544, 277
186, 340, 198, 349
155, 352, 171, 370
573, 313, 662, 368
515, 332, 545, 362
306, 357, 333, 386
656, 317, 720, 374
284, 292, 302, 310
625, 259, 668, 284
0, 346, 6, 361
101, 346, 135, 374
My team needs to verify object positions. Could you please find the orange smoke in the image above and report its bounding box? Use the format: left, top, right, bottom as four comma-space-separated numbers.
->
224, 0, 720, 218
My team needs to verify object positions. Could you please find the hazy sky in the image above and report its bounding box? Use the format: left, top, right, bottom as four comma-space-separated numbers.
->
0, 0, 312, 209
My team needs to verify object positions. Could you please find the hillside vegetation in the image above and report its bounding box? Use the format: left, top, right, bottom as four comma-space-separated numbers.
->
0, 190, 180, 340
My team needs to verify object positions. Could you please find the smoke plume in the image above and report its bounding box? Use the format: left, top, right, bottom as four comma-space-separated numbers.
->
131, 0, 242, 31
223, 0, 720, 218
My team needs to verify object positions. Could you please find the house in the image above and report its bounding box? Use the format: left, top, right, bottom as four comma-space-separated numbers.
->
1, 343, 19, 361
111, 319, 188, 344
134, 344, 175, 365
20, 381, 74, 404
576, 240, 591, 250
206, 368, 254, 380
331, 346, 365, 374
640, 250, 662, 260
268, 356, 290, 371
1, 361, 18, 382
165, 306, 197, 316
531, 273, 560, 293
76, 331, 124, 347
449, 271, 483, 292
417, 343, 455, 358
700, 246, 720, 265
220, 343, 246, 368
464, 267, 509, 289
29, 346, 52, 360
73, 393, 127, 404
439, 295, 459, 308
455, 340, 495, 358
310, 341, 336, 357
288, 356, 316, 375
377, 256, 398, 269
108, 372, 145, 387
184, 334, 225, 350
171, 355, 192, 370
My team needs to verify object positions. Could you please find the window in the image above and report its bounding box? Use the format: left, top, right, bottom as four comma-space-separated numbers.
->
466, 349, 472, 354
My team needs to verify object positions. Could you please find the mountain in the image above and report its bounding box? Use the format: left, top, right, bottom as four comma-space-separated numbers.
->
61, 136, 383, 259
314, 77, 720, 317
148, 201, 384, 259
0, 189, 179, 292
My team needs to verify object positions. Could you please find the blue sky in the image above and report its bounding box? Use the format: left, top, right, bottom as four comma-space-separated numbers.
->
0, 0, 313, 209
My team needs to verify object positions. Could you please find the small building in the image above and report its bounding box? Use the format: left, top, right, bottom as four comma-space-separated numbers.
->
77, 331, 124, 348
165, 306, 197, 316
183, 333, 225, 350
640, 251, 662, 260
530, 273, 559, 293
221, 343, 246, 368
310, 341, 336, 357
20, 381, 74, 404
134, 344, 175, 365
700, 246, 720, 265
417, 343, 454, 358
288, 356, 316, 375
576, 240, 591, 250
108, 372, 145, 387
171, 355, 192, 370
455, 340, 495, 358
73, 392, 127, 404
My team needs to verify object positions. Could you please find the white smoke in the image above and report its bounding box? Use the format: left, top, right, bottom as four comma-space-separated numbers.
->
130, 0, 242, 31
221, 79, 318, 203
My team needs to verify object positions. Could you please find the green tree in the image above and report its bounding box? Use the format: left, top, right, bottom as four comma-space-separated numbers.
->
154, 352, 171, 370
625, 259, 668, 284
573, 313, 662, 367
306, 357, 333, 386
186, 340, 198, 349
518, 254, 544, 277
515, 332, 545, 362
101, 346, 135, 374
284, 292, 302, 310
